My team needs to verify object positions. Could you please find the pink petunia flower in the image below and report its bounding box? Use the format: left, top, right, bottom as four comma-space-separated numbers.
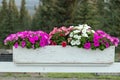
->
14, 42, 18, 48
84, 42, 91, 49
94, 41, 100, 47
21, 41, 26, 48
112, 37, 120, 47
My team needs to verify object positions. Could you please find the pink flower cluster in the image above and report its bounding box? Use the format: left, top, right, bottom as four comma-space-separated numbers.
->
95, 30, 119, 47
84, 30, 119, 49
4, 31, 50, 48
49, 26, 73, 39
49, 26, 73, 47
4, 26, 120, 50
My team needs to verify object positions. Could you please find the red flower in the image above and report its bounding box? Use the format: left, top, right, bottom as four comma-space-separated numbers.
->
59, 33, 65, 37
50, 41, 57, 45
61, 41, 67, 47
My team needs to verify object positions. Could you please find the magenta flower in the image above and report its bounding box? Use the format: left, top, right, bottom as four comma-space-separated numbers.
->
105, 42, 110, 48
29, 37, 35, 44
4, 30, 49, 49
14, 42, 18, 48
84, 42, 91, 49
112, 37, 120, 47
94, 41, 100, 47
21, 41, 26, 48
40, 39, 46, 47
96, 30, 106, 35
34, 36, 39, 41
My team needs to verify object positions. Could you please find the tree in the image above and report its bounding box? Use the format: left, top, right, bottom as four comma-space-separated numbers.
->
19, 0, 31, 31
8, 0, 19, 32
0, 0, 9, 46
32, 0, 78, 32
96, 0, 120, 38
72, 0, 99, 28
110, 0, 120, 37
96, 0, 112, 32
32, 0, 58, 32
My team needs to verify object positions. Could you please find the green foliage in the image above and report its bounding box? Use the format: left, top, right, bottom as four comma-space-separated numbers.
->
72, 0, 99, 28
51, 31, 67, 45
32, 0, 77, 32
97, 0, 120, 38
8, 0, 19, 32
0, 0, 10, 47
0, 0, 120, 51
19, 0, 31, 31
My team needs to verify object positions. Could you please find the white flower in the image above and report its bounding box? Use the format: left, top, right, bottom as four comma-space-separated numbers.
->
74, 24, 84, 30
77, 36, 81, 40
69, 32, 74, 37
73, 30, 80, 34
91, 30, 95, 33
74, 35, 78, 38
70, 40, 81, 46
75, 40, 81, 45
70, 40, 76, 46
83, 24, 91, 30
82, 29, 87, 34
73, 35, 81, 40
82, 33, 88, 37
86, 29, 91, 33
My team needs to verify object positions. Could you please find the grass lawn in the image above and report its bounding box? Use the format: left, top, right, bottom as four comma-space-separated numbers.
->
46, 73, 120, 79
1, 73, 120, 80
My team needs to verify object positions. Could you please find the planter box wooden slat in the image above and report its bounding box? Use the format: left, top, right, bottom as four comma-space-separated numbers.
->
13, 46, 115, 66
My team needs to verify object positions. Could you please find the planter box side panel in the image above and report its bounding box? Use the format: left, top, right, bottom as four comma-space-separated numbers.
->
13, 46, 115, 64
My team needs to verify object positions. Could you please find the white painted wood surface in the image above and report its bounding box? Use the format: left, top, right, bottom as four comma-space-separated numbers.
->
13, 46, 115, 65
0, 62, 120, 73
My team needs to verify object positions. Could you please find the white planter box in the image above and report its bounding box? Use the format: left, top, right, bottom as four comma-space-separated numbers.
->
13, 46, 115, 66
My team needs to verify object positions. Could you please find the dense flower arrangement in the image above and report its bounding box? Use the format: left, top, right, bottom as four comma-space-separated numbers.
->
4, 31, 50, 49
49, 26, 73, 47
4, 24, 119, 50
50, 24, 119, 50
68, 24, 119, 50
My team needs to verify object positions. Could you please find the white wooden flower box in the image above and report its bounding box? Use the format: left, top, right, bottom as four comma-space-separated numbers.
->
13, 46, 115, 66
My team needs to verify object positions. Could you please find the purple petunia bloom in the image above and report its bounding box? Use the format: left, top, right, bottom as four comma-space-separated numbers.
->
21, 41, 26, 48
40, 39, 46, 47
14, 42, 18, 48
105, 42, 110, 48
112, 37, 120, 47
34, 36, 39, 41
84, 42, 91, 49
96, 30, 106, 36
29, 37, 35, 44
94, 41, 100, 47
4, 30, 50, 48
